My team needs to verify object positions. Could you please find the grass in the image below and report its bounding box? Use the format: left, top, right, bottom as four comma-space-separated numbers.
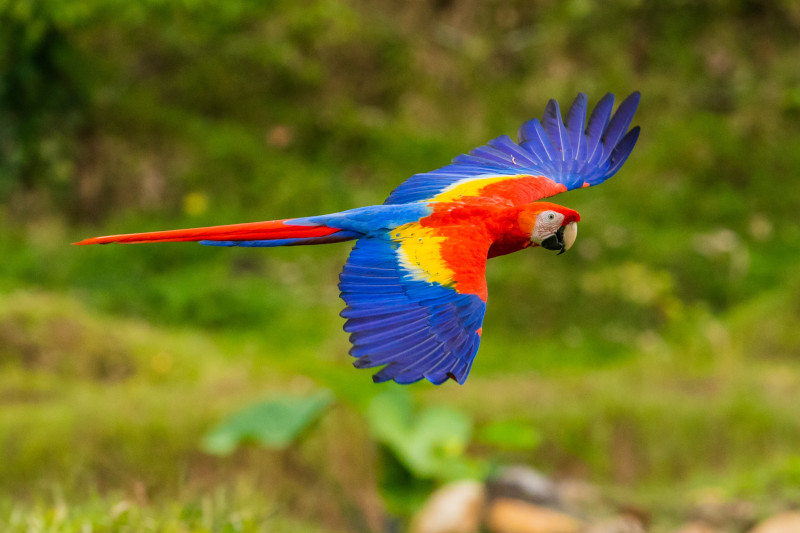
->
0, 489, 333, 533
2, 284, 800, 531
0, 289, 382, 531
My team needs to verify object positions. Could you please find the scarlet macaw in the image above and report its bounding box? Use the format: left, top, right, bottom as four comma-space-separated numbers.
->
76, 92, 641, 385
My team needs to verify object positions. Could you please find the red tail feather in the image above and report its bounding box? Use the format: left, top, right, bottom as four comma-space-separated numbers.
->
73, 219, 339, 245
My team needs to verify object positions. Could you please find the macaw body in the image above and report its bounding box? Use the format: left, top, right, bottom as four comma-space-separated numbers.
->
76, 92, 641, 385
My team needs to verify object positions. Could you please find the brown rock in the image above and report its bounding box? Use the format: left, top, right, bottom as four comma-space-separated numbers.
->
556, 479, 602, 511
749, 511, 800, 533
486, 498, 584, 533
585, 514, 645, 533
486, 466, 559, 507
411, 480, 486, 533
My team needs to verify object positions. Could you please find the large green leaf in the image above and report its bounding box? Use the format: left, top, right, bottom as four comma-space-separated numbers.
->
367, 388, 477, 480
201, 390, 334, 455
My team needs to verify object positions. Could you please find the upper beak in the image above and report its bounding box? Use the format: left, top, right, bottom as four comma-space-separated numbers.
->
540, 222, 578, 255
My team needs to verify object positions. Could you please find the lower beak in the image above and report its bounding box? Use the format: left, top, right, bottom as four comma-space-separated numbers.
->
540, 222, 577, 255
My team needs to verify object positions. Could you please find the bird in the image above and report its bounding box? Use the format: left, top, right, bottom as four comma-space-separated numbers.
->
75, 92, 641, 386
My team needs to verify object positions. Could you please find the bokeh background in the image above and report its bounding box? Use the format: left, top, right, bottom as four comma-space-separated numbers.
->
2, 0, 800, 531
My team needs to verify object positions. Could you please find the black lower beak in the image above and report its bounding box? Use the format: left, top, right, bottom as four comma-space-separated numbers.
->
540, 226, 566, 255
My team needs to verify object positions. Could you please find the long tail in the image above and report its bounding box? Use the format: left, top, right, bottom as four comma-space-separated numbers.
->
73, 218, 362, 247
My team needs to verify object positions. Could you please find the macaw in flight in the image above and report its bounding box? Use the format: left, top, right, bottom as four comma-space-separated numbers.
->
76, 92, 641, 385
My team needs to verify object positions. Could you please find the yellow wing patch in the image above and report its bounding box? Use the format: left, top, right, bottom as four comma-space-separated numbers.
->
430, 176, 517, 202
392, 222, 455, 287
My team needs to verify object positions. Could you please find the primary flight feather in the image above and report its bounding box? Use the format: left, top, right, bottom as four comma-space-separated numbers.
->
75, 92, 641, 385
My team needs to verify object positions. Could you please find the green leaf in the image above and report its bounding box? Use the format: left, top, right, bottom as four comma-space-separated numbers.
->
366, 388, 477, 480
201, 390, 334, 455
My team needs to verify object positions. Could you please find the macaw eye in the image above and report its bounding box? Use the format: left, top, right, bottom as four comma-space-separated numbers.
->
547, 212, 556, 221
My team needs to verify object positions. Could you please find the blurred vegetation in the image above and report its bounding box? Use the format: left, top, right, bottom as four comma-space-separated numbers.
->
201, 390, 334, 455
2, 0, 800, 530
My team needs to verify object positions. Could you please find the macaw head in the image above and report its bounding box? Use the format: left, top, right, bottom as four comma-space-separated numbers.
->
519, 202, 580, 255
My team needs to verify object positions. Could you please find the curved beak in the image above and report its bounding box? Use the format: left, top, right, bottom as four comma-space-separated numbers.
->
562, 221, 577, 251
540, 222, 578, 255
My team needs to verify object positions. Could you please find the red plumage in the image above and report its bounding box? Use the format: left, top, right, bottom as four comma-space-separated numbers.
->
73, 219, 339, 245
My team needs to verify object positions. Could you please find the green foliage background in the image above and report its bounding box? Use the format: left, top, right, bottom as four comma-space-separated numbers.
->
1, 0, 800, 530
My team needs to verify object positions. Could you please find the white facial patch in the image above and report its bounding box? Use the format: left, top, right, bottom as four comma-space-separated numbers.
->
530, 210, 565, 244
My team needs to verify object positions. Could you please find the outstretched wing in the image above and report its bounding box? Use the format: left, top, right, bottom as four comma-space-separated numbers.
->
384, 92, 640, 206
339, 222, 491, 385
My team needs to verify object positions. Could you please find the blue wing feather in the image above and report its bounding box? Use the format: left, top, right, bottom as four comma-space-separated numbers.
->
355, 335, 440, 368
347, 323, 431, 345
543, 99, 571, 161
519, 118, 557, 162
585, 93, 615, 166
487, 136, 541, 166
605, 126, 641, 179
565, 93, 587, 162
601, 92, 641, 156
383, 91, 640, 205
339, 235, 486, 385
